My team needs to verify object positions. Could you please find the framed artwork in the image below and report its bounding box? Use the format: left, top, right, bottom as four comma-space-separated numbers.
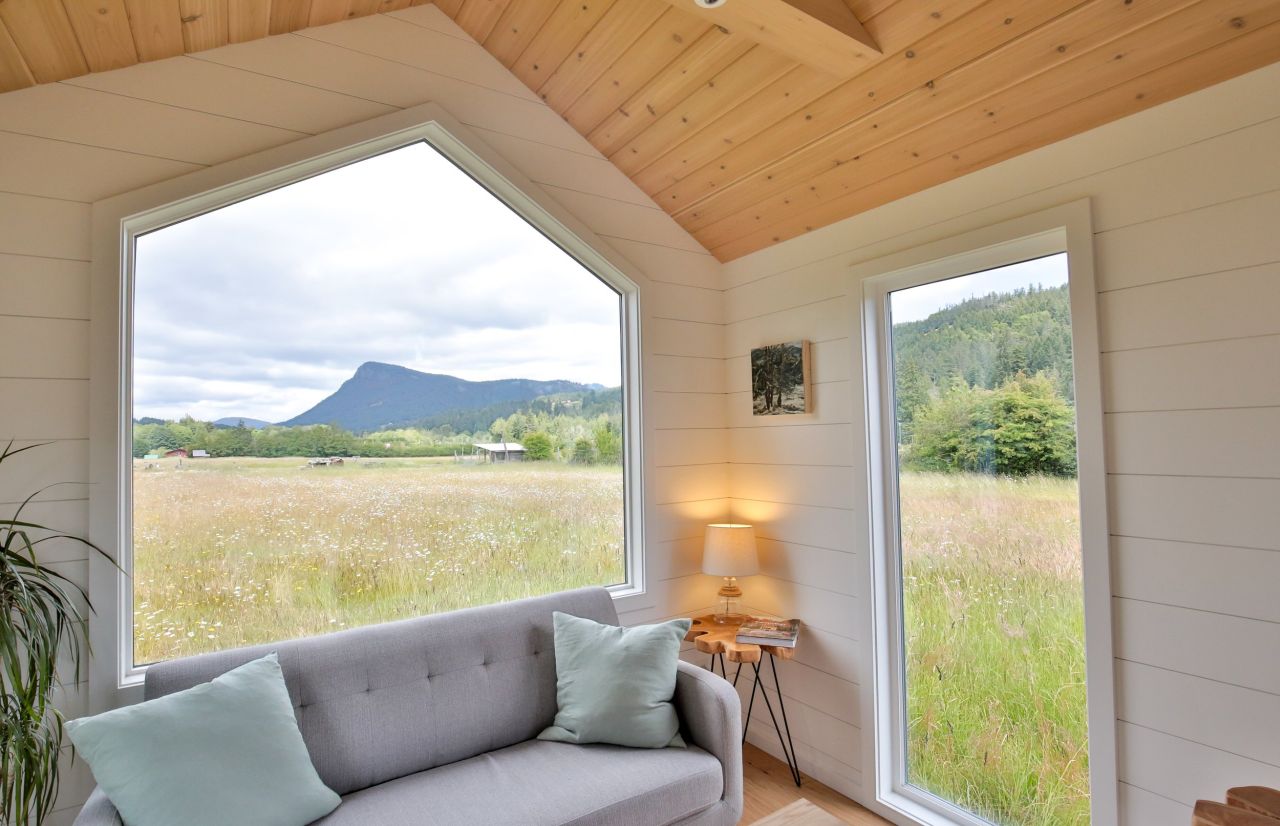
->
751, 340, 811, 415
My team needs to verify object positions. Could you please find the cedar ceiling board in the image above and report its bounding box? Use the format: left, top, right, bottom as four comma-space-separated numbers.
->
309, 0, 355, 27
0, 19, 35, 91
227, 0, 269, 42
632, 61, 842, 193
709, 13, 1280, 259
610, 46, 797, 176
483, 1, 558, 67
863, 0, 986, 56
63, 0, 139, 72
509, 0, 618, 92
587, 27, 748, 156
269, 0, 314, 34
537, 0, 668, 110
658, 0, 1061, 217
679, 0, 1200, 235
713, 22, 1280, 260
664, 0, 879, 76
852, 0, 901, 20
433, 0, 465, 16
0, 0, 88, 82
640, 0, 992, 199
702, 0, 1280, 248
180, 0, 230, 53
694, 0, 1269, 247
453, 0, 512, 43
560, 7, 711, 134
124, 0, 185, 62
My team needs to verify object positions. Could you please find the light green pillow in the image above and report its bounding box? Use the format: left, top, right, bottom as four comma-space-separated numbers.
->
538, 612, 692, 749
64, 653, 340, 826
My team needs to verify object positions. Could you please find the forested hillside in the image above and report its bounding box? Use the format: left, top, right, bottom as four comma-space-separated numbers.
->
893, 284, 1073, 403
893, 284, 1078, 477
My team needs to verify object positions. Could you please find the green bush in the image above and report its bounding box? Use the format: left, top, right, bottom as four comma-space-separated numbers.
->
523, 432, 553, 461
572, 438, 596, 465
906, 374, 1076, 477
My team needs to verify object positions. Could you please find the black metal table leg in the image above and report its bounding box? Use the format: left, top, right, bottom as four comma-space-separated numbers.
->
767, 654, 802, 786
742, 654, 802, 786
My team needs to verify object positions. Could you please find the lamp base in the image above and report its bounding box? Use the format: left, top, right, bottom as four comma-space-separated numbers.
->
713, 577, 745, 624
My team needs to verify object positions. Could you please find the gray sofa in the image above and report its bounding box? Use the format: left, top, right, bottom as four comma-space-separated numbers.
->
74, 587, 742, 825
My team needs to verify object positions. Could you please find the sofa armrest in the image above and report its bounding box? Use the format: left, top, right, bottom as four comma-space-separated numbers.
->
73, 787, 123, 826
673, 659, 743, 820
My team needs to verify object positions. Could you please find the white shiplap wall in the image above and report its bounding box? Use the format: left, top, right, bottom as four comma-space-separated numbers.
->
0, 6, 729, 821
721, 62, 1280, 823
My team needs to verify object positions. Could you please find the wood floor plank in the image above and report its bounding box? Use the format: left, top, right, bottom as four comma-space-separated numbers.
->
743, 744, 887, 825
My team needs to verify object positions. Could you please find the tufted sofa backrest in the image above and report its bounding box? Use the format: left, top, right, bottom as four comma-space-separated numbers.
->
143, 587, 619, 795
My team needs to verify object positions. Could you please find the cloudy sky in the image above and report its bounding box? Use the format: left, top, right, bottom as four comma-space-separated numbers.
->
134, 142, 622, 423
889, 252, 1069, 323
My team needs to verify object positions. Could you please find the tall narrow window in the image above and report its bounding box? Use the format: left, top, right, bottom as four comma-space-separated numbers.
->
869, 241, 1092, 826
127, 139, 635, 666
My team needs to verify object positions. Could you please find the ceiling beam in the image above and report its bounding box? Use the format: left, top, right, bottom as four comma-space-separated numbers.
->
659, 0, 879, 76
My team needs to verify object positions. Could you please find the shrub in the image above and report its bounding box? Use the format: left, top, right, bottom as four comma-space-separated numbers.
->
906, 374, 1076, 477
572, 438, 596, 464
523, 432, 553, 461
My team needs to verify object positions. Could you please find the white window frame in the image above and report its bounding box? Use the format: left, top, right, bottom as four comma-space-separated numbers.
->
856, 201, 1117, 826
88, 104, 647, 711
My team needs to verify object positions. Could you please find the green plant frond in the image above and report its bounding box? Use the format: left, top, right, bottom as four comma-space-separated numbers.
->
2, 442, 102, 825
0, 440, 52, 463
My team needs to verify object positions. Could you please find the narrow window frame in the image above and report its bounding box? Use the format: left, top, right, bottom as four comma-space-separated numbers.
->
88, 104, 648, 711
856, 201, 1117, 826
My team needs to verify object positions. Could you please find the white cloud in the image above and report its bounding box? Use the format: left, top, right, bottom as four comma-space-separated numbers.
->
134, 142, 622, 422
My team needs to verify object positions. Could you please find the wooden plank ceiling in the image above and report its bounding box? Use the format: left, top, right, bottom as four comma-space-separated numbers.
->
0, 1, 1277, 261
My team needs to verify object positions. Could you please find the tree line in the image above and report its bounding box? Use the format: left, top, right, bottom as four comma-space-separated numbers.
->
133, 390, 625, 465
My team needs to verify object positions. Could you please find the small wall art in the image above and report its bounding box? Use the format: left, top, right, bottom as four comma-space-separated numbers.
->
751, 340, 811, 416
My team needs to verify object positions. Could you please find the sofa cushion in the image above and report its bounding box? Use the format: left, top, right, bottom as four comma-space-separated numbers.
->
65, 654, 340, 826
142, 587, 619, 795
539, 612, 691, 748
312, 739, 724, 826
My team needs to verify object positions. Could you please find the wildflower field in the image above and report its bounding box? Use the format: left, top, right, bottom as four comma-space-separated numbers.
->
132, 457, 624, 664
900, 472, 1089, 826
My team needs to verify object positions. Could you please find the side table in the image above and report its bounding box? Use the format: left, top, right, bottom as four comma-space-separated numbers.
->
686, 614, 802, 786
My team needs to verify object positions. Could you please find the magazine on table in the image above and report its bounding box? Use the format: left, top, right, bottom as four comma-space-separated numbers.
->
735, 617, 800, 648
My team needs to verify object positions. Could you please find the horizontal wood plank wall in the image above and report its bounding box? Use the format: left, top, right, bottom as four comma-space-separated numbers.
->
0, 5, 727, 819
720, 61, 1280, 821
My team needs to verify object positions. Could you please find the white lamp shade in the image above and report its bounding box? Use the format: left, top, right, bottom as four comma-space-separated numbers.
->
702, 523, 759, 577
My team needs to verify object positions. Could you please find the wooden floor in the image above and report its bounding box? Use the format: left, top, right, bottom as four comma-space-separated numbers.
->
742, 744, 890, 825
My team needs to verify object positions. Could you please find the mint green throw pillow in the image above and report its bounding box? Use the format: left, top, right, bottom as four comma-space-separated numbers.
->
64, 653, 340, 826
538, 612, 692, 749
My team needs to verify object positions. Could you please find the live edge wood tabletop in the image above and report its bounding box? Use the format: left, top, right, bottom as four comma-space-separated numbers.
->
685, 614, 797, 664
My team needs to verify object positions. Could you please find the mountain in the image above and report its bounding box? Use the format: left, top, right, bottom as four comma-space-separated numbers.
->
213, 417, 271, 429
281, 362, 592, 433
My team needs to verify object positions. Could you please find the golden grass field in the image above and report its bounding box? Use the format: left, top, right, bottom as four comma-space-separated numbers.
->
132, 457, 624, 664
900, 472, 1088, 826
133, 459, 1085, 825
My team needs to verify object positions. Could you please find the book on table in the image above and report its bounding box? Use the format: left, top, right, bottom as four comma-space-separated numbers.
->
735, 618, 800, 648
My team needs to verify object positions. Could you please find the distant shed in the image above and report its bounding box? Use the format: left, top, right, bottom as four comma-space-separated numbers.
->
473, 442, 526, 463
163, 448, 188, 458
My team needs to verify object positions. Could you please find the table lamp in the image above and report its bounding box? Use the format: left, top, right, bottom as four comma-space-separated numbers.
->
702, 523, 759, 623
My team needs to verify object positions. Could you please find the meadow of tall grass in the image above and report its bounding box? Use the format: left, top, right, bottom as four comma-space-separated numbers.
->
899, 472, 1088, 826
132, 457, 624, 664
